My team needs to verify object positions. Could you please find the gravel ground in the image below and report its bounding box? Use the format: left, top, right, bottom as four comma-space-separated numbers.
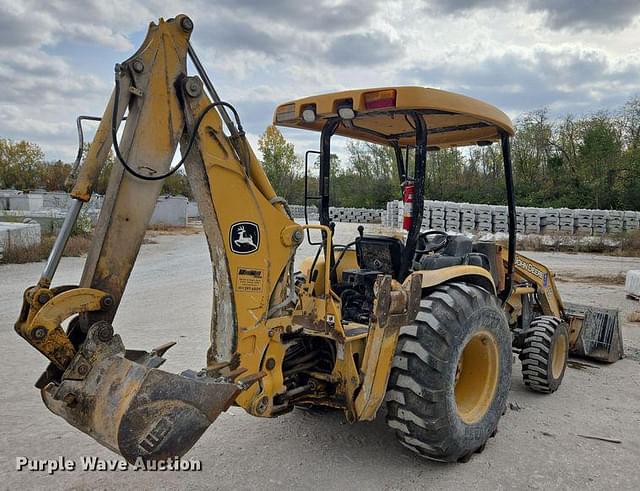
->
1, 223, 639, 490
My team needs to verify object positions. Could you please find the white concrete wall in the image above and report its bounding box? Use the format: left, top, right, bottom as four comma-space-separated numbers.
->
0, 221, 41, 256
150, 196, 188, 227
626, 270, 640, 298
187, 201, 200, 219
8, 194, 44, 211
40, 191, 71, 209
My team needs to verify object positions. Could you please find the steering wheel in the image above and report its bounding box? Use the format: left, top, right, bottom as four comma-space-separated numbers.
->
416, 230, 449, 255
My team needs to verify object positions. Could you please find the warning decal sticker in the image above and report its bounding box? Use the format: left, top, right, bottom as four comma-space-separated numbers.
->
237, 268, 264, 293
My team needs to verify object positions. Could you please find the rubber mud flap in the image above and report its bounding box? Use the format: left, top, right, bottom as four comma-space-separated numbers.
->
40, 327, 242, 463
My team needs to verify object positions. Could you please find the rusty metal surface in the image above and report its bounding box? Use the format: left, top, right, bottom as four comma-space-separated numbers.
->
80, 16, 192, 322
42, 323, 244, 463
14, 286, 110, 370
564, 303, 624, 363
354, 273, 422, 420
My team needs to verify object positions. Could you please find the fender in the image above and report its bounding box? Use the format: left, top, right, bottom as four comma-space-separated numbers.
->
416, 265, 496, 295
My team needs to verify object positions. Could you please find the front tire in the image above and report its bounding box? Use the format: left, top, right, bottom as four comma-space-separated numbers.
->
385, 282, 512, 462
520, 316, 568, 394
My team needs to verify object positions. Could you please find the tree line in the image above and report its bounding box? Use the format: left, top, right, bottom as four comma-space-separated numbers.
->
259, 96, 640, 211
2, 96, 639, 211
0, 140, 191, 197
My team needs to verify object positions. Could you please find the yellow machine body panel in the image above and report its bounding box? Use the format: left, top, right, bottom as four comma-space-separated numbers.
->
274, 86, 514, 148
14, 14, 618, 466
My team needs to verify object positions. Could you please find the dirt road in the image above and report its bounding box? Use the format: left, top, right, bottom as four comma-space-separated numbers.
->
1, 224, 639, 490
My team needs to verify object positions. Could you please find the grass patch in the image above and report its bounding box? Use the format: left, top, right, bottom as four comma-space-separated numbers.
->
0, 234, 91, 264
146, 224, 201, 236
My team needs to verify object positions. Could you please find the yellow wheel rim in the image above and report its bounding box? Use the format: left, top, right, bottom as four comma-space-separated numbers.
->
455, 330, 499, 424
551, 332, 567, 379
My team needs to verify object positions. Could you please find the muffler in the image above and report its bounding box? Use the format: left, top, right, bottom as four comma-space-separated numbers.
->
39, 322, 249, 463
564, 303, 624, 363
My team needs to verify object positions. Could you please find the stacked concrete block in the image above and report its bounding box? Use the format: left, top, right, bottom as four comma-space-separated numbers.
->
558, 208, 574, 233
444, 202, 461, 232
0, 221, 41, 257
475, 204, 492, 232
419, 203, 431, 230
623, 211, 639, 231
591, 209, 607, 235
382, 200, 402, 228
427, 200, 445, 230
574, 209, 593, 235
41, 191, 71, 209
328, 207, 383, 224
539, 208, 560, 234
384, 199, 639, 236
0, 189, 22, 210
606, 210, 623, 234
460, 203, 475, 232
491, 205, 508, 233
8, 193, 44, 212
513, 209, 524, 234
523, 207, 541, 234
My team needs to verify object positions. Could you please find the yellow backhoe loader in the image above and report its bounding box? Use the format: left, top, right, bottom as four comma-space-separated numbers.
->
15, 15, 622, 464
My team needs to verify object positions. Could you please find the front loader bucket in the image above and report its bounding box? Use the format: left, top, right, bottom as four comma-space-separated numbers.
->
39, 323, 244, 463
564, 303, 624, 363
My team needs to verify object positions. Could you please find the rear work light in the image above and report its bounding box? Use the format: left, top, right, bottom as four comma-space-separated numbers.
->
364, 89, 396, 110
275, 103, 296, 122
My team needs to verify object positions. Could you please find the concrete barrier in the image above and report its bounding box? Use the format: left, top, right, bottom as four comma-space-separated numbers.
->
0, 221, 41, 257
625, 270, 640, 299
187, 201, 200, 219
150, 196, 188, 227
8, 194, 44, 211
0, 210, 65, 234
384, 199, 640, 236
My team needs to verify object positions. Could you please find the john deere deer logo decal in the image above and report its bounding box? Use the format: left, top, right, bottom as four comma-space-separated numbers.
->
230, 222, 260, 254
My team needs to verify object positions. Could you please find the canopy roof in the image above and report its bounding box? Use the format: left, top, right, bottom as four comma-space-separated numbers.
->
273, 86, 514, 148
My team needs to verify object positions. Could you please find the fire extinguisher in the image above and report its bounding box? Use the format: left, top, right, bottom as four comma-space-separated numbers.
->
402, 180, 415, 231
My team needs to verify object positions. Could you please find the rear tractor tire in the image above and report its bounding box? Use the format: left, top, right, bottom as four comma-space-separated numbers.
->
519, 316, 568, 394
385, 282, 512, 462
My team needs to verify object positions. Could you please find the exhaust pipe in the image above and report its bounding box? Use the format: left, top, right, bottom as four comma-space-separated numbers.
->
39, 323, 248, 463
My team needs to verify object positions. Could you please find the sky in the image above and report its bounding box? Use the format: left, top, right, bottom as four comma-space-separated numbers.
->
1, 0, 639, 162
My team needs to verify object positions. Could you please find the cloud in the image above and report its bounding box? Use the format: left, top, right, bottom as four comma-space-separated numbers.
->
212, 0, 382, 33
0, 0, 136, 50
427, 0, 640, 31
326, 31, 404, 66
1, 0, 639, 162
403, 46, 640, 114
528, 0, 640, 31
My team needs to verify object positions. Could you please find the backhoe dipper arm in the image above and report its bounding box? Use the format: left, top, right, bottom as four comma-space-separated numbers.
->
14, 15, 297, 463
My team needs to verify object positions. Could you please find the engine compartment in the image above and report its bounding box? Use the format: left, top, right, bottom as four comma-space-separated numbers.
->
335, 232, 496, 324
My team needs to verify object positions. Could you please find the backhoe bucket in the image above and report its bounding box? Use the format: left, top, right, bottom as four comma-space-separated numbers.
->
564, 303, 624, 363
39, 323, 243, 463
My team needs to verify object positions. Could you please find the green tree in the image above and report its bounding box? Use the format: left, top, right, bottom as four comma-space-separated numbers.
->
0, 138, 45, 189
258, 125, 301, 202
40, 160, 72, 191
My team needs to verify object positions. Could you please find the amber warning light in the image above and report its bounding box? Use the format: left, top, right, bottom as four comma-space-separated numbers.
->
364, 90, 397, 110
